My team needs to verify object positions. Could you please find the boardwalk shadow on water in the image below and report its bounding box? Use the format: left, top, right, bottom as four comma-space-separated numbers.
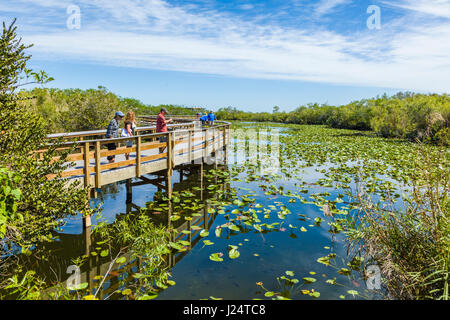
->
0, 163, 231, 300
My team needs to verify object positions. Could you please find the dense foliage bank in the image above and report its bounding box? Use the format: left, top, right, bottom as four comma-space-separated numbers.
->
18, 87, 205, 133
217, 93, 450, 145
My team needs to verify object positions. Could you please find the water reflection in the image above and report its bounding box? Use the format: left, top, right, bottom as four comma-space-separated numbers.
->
1, 125, 384, 300
1, 164, 231, 299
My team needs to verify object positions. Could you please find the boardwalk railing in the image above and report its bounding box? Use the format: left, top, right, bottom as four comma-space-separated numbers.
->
138, 115, 199, 125
46, 118, 195, 141
39, 119, 231, 190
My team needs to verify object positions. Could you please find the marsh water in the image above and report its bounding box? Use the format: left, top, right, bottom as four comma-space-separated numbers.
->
8, 122, 396, 300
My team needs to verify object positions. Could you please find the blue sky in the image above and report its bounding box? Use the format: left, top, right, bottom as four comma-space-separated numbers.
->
1, 0, 449, 112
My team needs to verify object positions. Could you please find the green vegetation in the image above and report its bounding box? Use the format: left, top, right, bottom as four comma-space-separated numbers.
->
0, 211, 173, 300
230, 122, 449, 300
1, 120, 448, 299
0, 168, 22, 239
0, 19, 96, 291
1, 19, 448, 301
69, 212, 173, 301
217, 92, 450, 145
0, 166, 232, 300
18, 87, 205, 133
338, 142, 449, 299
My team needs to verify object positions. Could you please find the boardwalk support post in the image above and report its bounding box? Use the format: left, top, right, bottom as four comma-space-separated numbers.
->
204, 129, 208, 162
213, 127, 218, 169
222, 126, 227, 164
166, 132, 173, 199
136, 136, 141, 178
83, 141, 93, 229
95, 141, 101, 189
188, 129, 192, 163
84, 142, 90, 188
126, 179, 132, 204
83, 214, 91, 229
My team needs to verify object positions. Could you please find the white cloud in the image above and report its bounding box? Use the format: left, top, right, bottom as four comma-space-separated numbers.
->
314, 0, 352, 17
382, 0, 450, 19
3, 0, 450, 93
238, 4, 255, 11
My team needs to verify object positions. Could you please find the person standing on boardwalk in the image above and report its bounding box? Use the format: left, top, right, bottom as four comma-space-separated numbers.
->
106, 111, 125, 163
122, 111, 137, 161
156, 108, 173, 153
207, 111, 216, 126
124, 110, 137, 136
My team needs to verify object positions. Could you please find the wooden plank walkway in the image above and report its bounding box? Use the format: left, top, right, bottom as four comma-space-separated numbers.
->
40, 118, 231, 190
37, 117, 231, 228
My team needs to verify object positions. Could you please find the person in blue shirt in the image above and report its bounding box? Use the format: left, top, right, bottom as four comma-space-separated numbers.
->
207, 111, 217, 126
200, 113, 208, 126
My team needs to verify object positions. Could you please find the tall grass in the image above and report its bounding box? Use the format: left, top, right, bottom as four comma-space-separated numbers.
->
341, 141, 449, 299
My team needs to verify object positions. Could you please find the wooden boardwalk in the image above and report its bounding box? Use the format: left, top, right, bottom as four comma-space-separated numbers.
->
43, 119, 230, 188
38, 117, 231, 227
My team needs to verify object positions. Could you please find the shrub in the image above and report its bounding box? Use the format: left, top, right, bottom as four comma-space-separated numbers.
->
0, 20, 96, 282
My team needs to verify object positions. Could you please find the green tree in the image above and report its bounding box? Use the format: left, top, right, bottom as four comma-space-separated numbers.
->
58, 86, 124, 131
0, 19, 96, 281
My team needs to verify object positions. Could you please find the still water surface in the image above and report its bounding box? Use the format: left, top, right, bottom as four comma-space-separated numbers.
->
18, 124, 383, 300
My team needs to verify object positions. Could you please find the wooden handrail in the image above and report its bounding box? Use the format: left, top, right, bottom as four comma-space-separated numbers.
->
43, 121, 230, 148
138, 115, 199, 120
46, 120, 195, 140
44, 121, 231, 187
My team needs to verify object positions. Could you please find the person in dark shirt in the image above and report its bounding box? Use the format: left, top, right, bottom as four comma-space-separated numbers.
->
156, 108, 173, 153
106, 111, 124, 163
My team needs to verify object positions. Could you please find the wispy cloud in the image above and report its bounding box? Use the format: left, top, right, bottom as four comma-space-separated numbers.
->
314, 0, 352, 17
238, 4, 254, 11
382, 0, 450, 19
2, 0, 450, 93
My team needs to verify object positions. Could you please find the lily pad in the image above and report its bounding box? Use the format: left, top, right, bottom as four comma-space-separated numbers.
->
209, 253, 224, 262
303, 277, 317, 283
200, 229, 209, 237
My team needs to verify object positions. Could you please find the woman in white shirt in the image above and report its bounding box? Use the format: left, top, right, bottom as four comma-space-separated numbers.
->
122, 111, 137, 160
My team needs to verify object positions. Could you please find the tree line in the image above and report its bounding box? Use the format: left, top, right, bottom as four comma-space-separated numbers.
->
19, 86, 449, 145
17, 87, 205, 133
216, 92, 450, 145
